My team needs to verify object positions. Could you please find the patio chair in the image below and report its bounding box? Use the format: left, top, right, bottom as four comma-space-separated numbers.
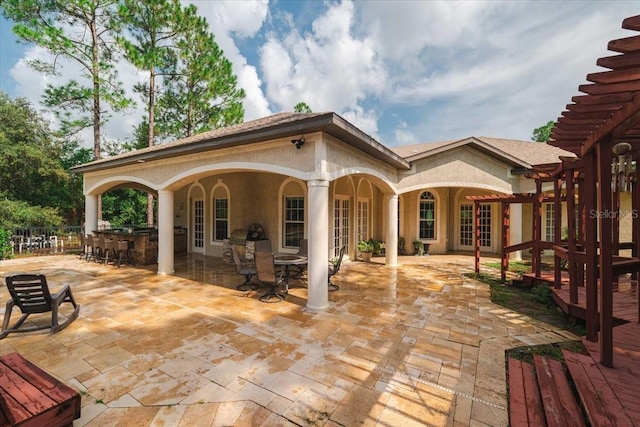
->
1, 274, 80, 340
290, 238, 308, 278
254, 251, 286, 303
231, 244, 258, 291
328, 246, 346, 292
254, 239, 272, 253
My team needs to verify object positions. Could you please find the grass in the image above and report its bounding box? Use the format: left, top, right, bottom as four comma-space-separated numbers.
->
466, 271, 586, 362
482, 259, 554, 274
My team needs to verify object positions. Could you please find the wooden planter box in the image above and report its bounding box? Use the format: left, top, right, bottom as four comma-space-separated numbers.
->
0, 352, 81, 426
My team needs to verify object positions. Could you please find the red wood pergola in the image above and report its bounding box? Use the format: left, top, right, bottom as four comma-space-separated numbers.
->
473, 16, 640, 368
548, 15, 640, 368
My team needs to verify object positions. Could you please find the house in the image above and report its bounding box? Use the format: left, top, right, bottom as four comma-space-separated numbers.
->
72, 112, 572, 310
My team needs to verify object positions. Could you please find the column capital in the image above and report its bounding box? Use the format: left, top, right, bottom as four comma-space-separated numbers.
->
307, 179, 329, 188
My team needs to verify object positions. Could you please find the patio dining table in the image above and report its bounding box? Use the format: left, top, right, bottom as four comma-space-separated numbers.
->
274, 254, 307, 294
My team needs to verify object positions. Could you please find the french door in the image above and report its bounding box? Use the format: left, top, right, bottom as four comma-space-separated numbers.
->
333, 197, 350, 257
192, 199, 204, 253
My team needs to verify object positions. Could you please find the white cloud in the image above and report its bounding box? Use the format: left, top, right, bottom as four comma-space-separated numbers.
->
192, 0, 271, 120
259, 0, 386, 115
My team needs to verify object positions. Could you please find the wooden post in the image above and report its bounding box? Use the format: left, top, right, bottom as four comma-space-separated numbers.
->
567, 169, 578, 304
635, 151, 640, 321
596, 142, 614, 367
577, 174, 585, 288
474, 201, 480, 274
554, 176, 563, 289
501, 201, 510, 283
533, 181, 543, 278
584, 151, 598, 343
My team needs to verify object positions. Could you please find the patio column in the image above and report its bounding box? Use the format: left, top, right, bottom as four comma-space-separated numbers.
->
385, 194, 398, 266
307, 179, 329, 311
85, 194, 98, 236
157, 189, 174, 275
509, 203, 522, 260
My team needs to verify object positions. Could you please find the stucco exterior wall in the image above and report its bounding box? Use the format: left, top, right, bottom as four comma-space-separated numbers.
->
397, 147, 518, 195
83, 136, 319, 195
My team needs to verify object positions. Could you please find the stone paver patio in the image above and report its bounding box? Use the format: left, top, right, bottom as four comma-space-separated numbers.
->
0, 254, 579, 426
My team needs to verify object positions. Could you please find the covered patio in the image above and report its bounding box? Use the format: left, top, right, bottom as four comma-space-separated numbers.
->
0, 254, 577, 426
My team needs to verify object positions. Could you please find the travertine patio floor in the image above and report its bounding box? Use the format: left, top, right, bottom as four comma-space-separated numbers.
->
0, 254, 579, 426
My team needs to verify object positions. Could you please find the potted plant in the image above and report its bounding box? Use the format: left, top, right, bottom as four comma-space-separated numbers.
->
357, 239, 374, 262
398, 237, 406, 255
412, 240, 425, 256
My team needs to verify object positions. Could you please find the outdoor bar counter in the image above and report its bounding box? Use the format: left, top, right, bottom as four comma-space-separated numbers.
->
95, 228, 156, 265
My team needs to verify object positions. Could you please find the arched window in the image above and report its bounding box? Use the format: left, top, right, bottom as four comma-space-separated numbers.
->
211, 182, 230, 243
419, 191, 436, 239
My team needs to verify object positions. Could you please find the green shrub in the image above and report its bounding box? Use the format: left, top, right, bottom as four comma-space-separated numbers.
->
0, 228, 13, 259
0, 198, 63, 229
531, 285, 553, 305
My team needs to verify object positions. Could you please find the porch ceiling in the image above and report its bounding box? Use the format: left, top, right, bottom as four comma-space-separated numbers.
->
549, 15, 640, 157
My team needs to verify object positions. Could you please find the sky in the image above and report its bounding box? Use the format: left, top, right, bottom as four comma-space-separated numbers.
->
0, 1, 638, 150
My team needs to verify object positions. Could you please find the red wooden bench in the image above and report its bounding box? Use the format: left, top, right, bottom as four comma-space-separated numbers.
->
0, 352, 81, 427
562, 349, 634, 427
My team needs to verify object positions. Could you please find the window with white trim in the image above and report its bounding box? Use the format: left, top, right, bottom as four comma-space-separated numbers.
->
419, 191, 436, 240
357, 199, 369, 243
284, 196, 304, 247
213, 198, 228, 241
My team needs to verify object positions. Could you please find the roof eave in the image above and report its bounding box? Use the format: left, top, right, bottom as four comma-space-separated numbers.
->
72, 112, 411, 173
405, 137, 532, 169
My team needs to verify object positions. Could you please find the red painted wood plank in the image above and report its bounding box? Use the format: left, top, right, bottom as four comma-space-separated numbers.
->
562, 350, 634, 427
508, 358, 530, 426
533, 355, 566, 427
533, 355, 585, 427
522, 359, 546, 426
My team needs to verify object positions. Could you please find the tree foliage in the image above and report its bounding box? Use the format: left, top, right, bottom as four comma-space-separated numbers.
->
0, 91, 90, 226
294, 102, 312, 113
156, 12, 245, 139
0, 92, 68, 208
532, 120, 555, 143
1, 0, 132, 160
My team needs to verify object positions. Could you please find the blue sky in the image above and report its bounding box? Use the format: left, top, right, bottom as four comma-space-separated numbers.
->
0, 1, 638, 149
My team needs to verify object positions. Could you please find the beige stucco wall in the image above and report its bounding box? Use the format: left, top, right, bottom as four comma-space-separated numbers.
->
397, 147, 519, 195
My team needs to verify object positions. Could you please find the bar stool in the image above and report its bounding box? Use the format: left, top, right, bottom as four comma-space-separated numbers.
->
94, 235, 105, 263
102, 238, 117, 265
116, 240, 135, 267
85, 235, 97, 262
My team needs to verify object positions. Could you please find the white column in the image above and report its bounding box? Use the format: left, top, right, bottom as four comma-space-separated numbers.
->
510, 203, 523, 260
85, 194, 98, 236
385, 194, 399, 266
157, 189, 175, 275
307, 179, 329, 311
